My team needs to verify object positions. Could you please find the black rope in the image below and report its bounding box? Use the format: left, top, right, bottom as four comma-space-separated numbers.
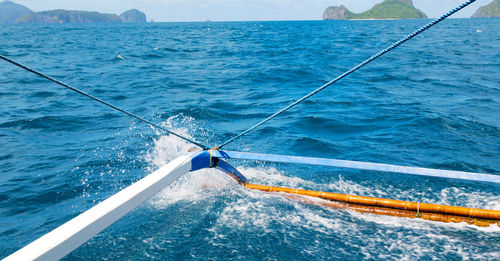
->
216, 0, 477, 150
0, 54, 209, 150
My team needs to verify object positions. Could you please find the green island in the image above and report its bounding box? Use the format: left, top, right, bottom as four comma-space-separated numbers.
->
0, 0, 147, 24
471, 0, 500, 18
323, 0, 427, 20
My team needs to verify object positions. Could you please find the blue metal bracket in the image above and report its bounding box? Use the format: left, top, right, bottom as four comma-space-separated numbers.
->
190, 151, 215, 171
215, 159, 247, 184
189, 150, 247, 184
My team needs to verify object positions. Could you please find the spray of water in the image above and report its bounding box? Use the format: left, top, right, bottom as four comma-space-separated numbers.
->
138, 114, 500, 259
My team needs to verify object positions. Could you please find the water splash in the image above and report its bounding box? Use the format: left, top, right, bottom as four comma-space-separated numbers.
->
143, 115, 500, 242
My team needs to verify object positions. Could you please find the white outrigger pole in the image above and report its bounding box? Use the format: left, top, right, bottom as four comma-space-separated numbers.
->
5, 150, 247, 261
4, 151, 220, 261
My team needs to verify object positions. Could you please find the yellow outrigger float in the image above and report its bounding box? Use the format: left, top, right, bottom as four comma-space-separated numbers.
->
246, 184, 500, 227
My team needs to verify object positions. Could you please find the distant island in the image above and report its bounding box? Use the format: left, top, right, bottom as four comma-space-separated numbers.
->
471, 0, 500, 18
323, 0, 427, 20
0, 1, 147, 24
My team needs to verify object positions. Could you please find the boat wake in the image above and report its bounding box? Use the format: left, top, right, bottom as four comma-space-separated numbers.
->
136, 115, 500, 259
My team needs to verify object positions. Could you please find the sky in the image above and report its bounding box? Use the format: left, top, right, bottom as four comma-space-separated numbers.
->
13, 0, 494, 22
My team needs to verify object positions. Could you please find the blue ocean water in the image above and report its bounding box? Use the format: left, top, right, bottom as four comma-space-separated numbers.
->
0, 19, 499, 260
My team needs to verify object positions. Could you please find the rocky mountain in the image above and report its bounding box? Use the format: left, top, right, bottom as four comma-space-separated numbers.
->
17, 10, 123, 23
119, 9, 147, 23
323, 5, 354, 20
471, 0, 500, 18
0, 0, 33, 24
324, 0, 427, 20
0, 1, 147, 24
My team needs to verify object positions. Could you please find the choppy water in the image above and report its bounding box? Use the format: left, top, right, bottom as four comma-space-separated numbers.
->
1, 19, 499, 260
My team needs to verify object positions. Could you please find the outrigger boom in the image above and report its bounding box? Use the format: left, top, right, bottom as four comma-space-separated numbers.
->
211, 150, 500, 184
5, 150, 499, 260
4, 151, 212, 261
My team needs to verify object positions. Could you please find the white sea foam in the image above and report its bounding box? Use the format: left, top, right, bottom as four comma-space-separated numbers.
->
144, 114, 201, 170
115, 54, 125, 60
142, 115, 499, 259
437, 187, 500, 210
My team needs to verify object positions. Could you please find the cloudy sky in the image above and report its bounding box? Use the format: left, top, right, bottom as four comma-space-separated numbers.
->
14, 0, 493, 22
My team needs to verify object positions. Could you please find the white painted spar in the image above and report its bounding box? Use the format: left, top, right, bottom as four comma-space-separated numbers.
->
211, 150, 500, 184
4, 152, 201, 261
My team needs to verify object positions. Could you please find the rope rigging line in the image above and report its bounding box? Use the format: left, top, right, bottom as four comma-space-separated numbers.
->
216, 0, 477, 150
0, 54, 209, 150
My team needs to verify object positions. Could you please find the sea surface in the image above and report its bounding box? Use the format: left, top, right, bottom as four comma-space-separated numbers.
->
0, 19, 499, 260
